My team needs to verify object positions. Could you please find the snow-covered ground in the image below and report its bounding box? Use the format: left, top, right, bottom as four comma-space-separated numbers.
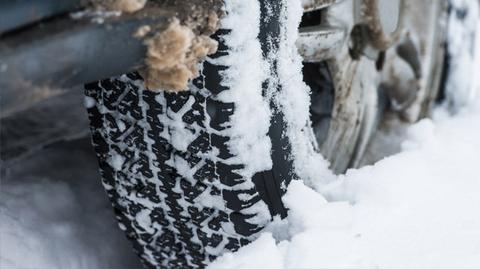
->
210, 2, 480, 267
1, 138, 143, 269
1, 1, 480, 269
210, 100, 480, 269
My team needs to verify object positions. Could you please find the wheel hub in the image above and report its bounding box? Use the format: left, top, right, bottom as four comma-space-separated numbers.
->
297, 0, 446, 172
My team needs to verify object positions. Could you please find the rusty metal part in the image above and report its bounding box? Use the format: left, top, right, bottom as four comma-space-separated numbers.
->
298, 0, 445, 172
302, 0, 345, 12
298, 0, 375, 173
359, 0, 407, 51
297, 25, 345, 62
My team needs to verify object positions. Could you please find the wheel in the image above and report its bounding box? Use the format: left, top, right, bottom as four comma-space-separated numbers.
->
85, 0, 451, 268
300, 0, 449, 172
85, 0, 291, 268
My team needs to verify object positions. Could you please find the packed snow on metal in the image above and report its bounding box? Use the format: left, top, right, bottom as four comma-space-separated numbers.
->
1, 0, 480, 268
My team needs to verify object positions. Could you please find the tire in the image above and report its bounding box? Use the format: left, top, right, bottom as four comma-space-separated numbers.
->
85, 1, 292, 268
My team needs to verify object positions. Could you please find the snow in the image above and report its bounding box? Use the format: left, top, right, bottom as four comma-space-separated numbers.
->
210, 98, 480, 269
215, 0, 272, 179
277, 0, 336, 187
1, 0, 480, 268
0, 141, 142, 269
209, 0, 480, 268
83, 96, 96, 109
445, 0, 480, 111
212, 0, 273, 229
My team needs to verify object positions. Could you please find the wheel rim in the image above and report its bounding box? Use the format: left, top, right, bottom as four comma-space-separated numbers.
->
297, 0, 447, 172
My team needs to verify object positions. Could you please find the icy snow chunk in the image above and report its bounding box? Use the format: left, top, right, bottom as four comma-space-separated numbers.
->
283, 181, 353, 232
194, 191, 226, 211
209, 233, 286, 269
83, 96, 97, 108
108, 153, 125, 171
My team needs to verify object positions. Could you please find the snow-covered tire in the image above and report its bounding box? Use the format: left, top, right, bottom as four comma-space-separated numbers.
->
84, 1, 292, 268
85, 74, 261, 268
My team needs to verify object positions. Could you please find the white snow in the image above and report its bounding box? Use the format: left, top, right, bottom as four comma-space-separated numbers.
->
0, 144, 142, 269
210, 97, 480, 269
445, 0, 480, 111
209, 0, 480, 268
108, 153, 125, 171
83, 96, 96, 109
215, 0, 272, 178
213, 0, 273, 228
277, 0, 336, 187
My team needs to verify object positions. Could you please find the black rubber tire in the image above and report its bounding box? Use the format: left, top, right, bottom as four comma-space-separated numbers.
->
85, 1, 294, 268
